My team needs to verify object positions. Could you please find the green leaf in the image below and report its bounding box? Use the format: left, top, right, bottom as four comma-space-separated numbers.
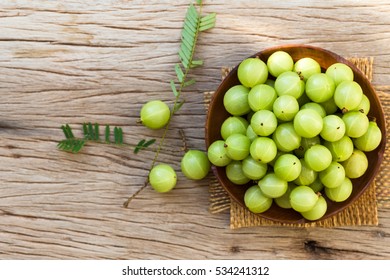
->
187, 4, 199, 22
134, 140, 144, 154
61, 124, 74, 139
57, 139, 86, 154
114, 127, 123, 144
175, 64, 184, 83
144, 139, 156, 147
200, 13, 216, 24
181, 24, 195, 41
181, 29, 196, 54
184, 20, 196, 35
136, 139, 146, 147
183, 79, 196, 87
191, 59, 203, 68
170, 80, 179, 97
59, 122, 125, 154
181, 41, 193, 57
82, 123, 88, 139
94, 123, 99, 141
199, 21, 215, 32
105, 125, 110, 143
179, 39, 192, 61
181, 37, 193, 53
88, 123, 94, 140
181, 29, 195, 49
196, 0, 202, 5
180, 40, 192, 57
134, 138, 156, 154
173, 100, 185, 113
179, 49, 190, 68
82, 122, 99, 141
199, 13, 216, 32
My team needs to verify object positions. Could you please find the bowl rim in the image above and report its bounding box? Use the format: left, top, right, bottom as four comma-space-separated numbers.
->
205, 44, 387, 224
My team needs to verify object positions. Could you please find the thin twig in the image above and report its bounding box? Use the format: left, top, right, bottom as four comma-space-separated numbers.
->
179, 129, 189, 152
123, 2, 205, 207
123, 179, 149, 208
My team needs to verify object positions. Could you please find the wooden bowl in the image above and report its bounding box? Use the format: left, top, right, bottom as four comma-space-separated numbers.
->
205, 44, 386, 224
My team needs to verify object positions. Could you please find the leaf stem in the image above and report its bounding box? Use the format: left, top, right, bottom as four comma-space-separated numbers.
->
123, 2, 204, 207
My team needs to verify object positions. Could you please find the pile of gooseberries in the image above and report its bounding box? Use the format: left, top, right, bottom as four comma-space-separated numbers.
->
207, 51, 382, 221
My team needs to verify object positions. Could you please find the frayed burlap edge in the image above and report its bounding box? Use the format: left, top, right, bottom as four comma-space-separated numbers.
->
205, 57, 389, 228
375, 90, 390, 209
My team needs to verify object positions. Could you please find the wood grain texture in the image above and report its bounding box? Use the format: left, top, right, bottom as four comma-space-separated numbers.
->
1, 0, 390, 259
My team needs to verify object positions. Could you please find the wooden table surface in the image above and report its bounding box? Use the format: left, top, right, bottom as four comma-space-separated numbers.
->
1, 0, 390, 260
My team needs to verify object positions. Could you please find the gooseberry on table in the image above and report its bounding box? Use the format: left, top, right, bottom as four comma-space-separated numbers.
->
140, 100, 170, 129
149, 164, 177, 193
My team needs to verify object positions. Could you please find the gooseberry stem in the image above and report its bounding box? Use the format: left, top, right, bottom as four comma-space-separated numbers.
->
123, 2, 205, 208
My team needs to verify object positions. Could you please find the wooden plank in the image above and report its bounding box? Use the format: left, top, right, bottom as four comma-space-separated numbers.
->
0, 0, 390, 259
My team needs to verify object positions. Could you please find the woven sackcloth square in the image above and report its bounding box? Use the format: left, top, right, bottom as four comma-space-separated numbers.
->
204, 57, 390, 229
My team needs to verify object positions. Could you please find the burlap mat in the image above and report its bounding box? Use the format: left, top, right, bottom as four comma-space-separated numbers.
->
204, 57, 390, 229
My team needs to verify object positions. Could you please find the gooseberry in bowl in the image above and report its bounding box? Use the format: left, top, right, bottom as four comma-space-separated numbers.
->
205, 44, 386, 224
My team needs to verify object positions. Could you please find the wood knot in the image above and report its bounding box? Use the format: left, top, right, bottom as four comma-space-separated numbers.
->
375, 230, 386, 238
304, 240, 318, 252
304, 240, 331, 254
230, 246, 241, 253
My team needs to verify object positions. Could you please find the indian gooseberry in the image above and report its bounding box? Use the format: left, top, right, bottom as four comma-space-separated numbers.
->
250, 137, 277, 163
294, 158, 318, 186
305, 73, 335, 103
207, 140, 232, 167
325, 177, 353, 202
242, 156, 268, 180
258, 173, 288, 198
273, 154, 302, 182
272, 95, 300, 121
226, 161, 251, 185
334, 80, 363, 112
294, 136, 321, 158
274, 184, 295, 209
355, 94, 370, 115
224, 134, 251, 161
324, 136, 354, 162
293, 57, 321, 81
319, 161, 345, 189
181, 150, 210, 180
223, 85, 251, 116
341, 149, 368, 179
342, 111, 369, 138
248, 84, 277, 111
309, 177, 324, 193
304, 144, 332, 172
237, 58, 268, 88
250, 110, 278, 136
220, 116, 248, 140
353, 121, 382, 152
289, 185, 319, 212
293, 108, 323, 138
325, 62, 354, 86
320, 114, 346, 142
140, 100, 170, 129
244, 185, 273, 213
301, 195, 327, 221
149, 164, 177, 193
267, 51, 294, 77
300, 102, 326, 118
274, 71, 304, 99
272, 122, 301, 152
